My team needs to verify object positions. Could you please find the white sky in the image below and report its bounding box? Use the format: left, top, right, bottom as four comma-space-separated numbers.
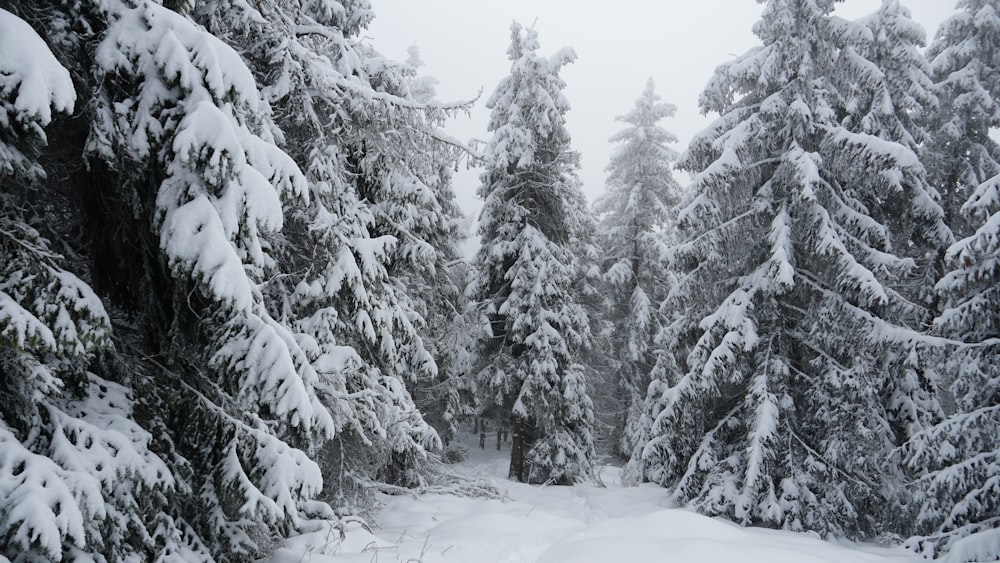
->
364, 1, 958, 217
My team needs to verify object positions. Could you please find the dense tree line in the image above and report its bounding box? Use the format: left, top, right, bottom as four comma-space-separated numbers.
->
0, 0, 997, 561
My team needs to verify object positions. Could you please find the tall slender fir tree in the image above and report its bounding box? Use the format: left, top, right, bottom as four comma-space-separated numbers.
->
593, 78, 682, 457
467, 22, 596, 485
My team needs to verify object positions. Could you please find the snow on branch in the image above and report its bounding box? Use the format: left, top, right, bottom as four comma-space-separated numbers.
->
0, 8, 75, 127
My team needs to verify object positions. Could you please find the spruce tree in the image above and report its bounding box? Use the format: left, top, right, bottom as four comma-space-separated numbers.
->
467, 22, 596, 484
192, 0, 478, 492
629, 0, 947, 538
0, 0, 470, 559
592, 78, 681, 457
902, 1, 1000, 559
88, 2, 335, 557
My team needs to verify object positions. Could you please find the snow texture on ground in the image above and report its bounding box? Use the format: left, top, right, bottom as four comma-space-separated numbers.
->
270, 433, 924, 563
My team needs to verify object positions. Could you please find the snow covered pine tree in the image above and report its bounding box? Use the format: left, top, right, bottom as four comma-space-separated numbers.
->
592, 78, 682, 458
629, 0, 949, 539
1, 0, 468, 559
467, 22, 597, 485
902, 1, 1000, 560
190, 0, 471, 493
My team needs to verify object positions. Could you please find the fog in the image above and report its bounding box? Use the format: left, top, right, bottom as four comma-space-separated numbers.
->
365, 1, 957, 216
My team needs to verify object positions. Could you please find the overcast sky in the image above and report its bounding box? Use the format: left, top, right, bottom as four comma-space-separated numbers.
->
364, 1, 958, 217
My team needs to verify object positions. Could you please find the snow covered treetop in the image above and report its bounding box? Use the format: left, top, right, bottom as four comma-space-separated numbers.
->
618, 78, 676, 127
485, 22, 577, 171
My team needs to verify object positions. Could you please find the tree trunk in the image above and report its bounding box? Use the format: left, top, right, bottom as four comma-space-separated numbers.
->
509, 414, 524, 482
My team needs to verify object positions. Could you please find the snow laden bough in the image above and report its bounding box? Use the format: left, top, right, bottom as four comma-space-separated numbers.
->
90, 0, 451, 555
82, 1, 352, 557
0, 7, 176, 561
186, 0, 455, 490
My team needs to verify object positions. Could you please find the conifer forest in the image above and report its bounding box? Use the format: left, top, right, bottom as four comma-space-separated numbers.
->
0, 0, 998, 561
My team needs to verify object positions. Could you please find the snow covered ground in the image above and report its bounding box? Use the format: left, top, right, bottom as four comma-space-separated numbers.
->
270, 434, 924, 563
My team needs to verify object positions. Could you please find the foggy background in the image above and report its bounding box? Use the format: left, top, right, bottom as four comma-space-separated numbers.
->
365, 1, 956, 220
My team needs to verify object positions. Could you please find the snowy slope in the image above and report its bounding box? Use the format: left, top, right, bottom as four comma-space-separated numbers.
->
270, 433, 924, 563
